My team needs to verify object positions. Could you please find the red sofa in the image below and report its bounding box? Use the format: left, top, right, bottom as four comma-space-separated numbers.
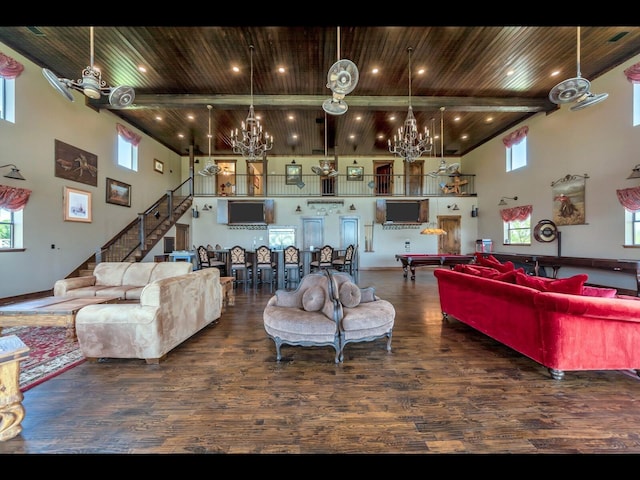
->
433, 265, 640, 379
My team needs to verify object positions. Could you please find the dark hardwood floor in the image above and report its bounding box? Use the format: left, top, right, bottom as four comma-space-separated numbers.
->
2, 268, 640, 455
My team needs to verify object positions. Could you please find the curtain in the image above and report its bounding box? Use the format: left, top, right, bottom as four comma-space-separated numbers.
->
502, 125, 529, 148
500, 204, 532, 222
0, 52, 24, 79
624, 62, 640, 84
616, 185, 640, 211
116, 123, 142, 147
0, 185, 31, 211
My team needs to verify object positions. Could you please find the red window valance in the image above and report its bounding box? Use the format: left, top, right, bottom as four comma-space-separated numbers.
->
624, 62, 640, 84
502, 126, 529, 149
0, 52, 24, 79
500, 204, 532, 222
616, 185, 640, 211
0, 185, 31, 211
116, 123, 141, 147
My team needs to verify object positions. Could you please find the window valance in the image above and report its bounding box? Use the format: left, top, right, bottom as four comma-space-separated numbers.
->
116, 123, 141, 147
500, 204, 532, 222
0, 185, 32, 211
624, 62, 640, 84
502, 126, 528, 148
616, 185, 640, 211
0, 52, 24, 79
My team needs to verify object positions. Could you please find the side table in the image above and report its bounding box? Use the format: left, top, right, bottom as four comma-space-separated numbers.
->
220, 276, 235, 310
0, 335, 29, 441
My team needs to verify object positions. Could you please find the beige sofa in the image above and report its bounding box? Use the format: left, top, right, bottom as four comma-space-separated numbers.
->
75, 267, 222, 364
53, 261, 193, 300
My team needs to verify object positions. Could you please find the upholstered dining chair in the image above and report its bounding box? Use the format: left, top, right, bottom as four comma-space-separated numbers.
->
309, 245, 335, 272
255, 245, 277, 292
229, 245, 253, 291
283, 245, 303, 289
332, 244, 356, 275
197, 245, 226, 274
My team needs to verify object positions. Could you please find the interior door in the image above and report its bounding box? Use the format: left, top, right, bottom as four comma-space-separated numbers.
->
175, 223, 189, 251
301, 216, 324, 250
405, 160, 424, 196
373, 161, 393, 196
438, 215, 461, 254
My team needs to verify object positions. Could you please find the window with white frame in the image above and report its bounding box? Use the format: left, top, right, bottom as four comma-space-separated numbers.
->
117, 134, 138, 171
503, 125, 528, 172
500, 204, 532, 246
0, 207, 23, 249
633, 83, 640, 127
624, 208, 640, 246
0, 76, 16, 123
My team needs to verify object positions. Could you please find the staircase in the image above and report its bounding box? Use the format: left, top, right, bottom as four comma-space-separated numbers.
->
69, 178, 193, 278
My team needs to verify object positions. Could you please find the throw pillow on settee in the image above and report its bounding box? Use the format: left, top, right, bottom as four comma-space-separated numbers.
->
514, 271, 588, 295
474, 252, 515, 273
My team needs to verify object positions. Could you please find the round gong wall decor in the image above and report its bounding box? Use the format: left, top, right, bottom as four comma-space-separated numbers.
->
534, 219, 558, 243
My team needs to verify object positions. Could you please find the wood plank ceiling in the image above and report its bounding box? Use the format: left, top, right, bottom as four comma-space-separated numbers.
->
2, 25, 640, 159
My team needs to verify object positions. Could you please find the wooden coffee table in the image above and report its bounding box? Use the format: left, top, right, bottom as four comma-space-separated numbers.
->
0, 296, 121, 339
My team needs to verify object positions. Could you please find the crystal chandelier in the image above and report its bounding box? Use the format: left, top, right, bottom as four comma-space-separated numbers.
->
228, 45, 273, 160
388, 47, 432, 162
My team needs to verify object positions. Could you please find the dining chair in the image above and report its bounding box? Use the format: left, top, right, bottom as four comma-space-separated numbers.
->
283, 245, 303, 289
332, 244, 356, 275
309, 245, 335, 272
229, 245, 253, 291
255, 245, 277, 292
197, 245, 226, 275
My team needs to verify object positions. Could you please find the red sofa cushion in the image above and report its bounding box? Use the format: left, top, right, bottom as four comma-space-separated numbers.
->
515, 271, 588, 295
474, 253, 515, 273
582, 285, 618, 298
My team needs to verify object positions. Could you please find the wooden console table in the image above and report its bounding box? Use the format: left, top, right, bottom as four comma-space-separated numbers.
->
0, 335, 29, 441
490, 253, 640, 296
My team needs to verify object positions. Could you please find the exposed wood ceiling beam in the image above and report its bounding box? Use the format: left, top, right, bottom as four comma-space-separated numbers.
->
94, 94, 556, 113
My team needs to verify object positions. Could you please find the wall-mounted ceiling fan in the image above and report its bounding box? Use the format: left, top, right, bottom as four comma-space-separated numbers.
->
322, 26, 359, 116
42, 26, 135, 108
548, 26, 608, 111
198, 105, 221, 177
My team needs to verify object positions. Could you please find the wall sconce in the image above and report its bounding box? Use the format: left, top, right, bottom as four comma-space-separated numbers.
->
153, 210, 161, 219
498, 196, 518, 206
349, 204, 356, 211
628, 164, 640, 179
352, 159, 358, 165
202, 204, 212, 211
0, 164, 26, 180
192, 205, 199, 218
447, 204, 460, 211
295, 205, 302, 213
471, 205, 478, 217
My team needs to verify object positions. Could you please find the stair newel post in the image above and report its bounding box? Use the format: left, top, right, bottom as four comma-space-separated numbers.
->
139, 213, 146, 249
167, 191, 173, 216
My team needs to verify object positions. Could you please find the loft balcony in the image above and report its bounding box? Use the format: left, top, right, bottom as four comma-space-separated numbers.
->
193, 173, 476, 198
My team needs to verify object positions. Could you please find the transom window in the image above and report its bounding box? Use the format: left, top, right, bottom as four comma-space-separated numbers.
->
0, 77, 16, 123
117, 134, 138, 171
506, 137, 527, 172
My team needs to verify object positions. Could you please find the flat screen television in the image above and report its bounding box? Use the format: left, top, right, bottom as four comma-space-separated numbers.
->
375, 199, 429, 224
217, 199, 274, 225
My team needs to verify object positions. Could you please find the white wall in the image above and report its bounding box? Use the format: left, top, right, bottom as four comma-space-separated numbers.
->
0, 43, 181, 298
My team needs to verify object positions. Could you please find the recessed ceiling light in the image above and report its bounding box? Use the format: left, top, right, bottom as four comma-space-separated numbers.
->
356, 115, 362, 121
485, 116, 493, 123
278, 67, 285, 73
292, 134, 298, 139
187, 114, 194, 121
232, 66, 240, 73
551, 70, 560, 77
417, 68, 425, 75
461, 134, 468, 140
506, 69, 514, 76
288, 115, 295, 121
178, 133, 184, 138
389, 115, 396, 121
138, 66, 147, 73
372, 67, 379, 74
454, 116, 461, 122
155, 115, 162, 121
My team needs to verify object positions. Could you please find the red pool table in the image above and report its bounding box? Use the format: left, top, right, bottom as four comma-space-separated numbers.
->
395, 253, 475, 280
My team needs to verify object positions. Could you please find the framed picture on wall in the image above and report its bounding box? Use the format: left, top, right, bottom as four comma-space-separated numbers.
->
106, 178, 131, 207
154, 159, 164, 174
347, 165, 364, 181
54, 139, 98, 187
63, 186, 92, 222
286, 164, 302, 185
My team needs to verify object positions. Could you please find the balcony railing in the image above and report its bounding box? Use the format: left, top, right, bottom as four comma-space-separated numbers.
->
194, 173, 476, 197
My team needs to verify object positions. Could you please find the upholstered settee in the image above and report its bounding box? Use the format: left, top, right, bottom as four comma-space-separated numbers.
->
53, 261, 193, 300
328, 270, 395, 362
75, 267, 222, 364
434, 259, 640, 379
262, 269, 395, 363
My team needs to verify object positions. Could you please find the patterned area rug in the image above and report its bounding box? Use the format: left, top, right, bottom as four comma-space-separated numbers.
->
2, 326, 85, 392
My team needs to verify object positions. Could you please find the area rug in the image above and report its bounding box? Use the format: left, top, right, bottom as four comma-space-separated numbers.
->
2, 326, 85, 392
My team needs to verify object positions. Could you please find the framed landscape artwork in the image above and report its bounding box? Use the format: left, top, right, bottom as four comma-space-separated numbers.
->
286, 164, 302, 185
63, 186, 92, 222
54, 139, 98, 187
154, 159, 164, 174
106, 178, 131, 207
347, 165, 364, 181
